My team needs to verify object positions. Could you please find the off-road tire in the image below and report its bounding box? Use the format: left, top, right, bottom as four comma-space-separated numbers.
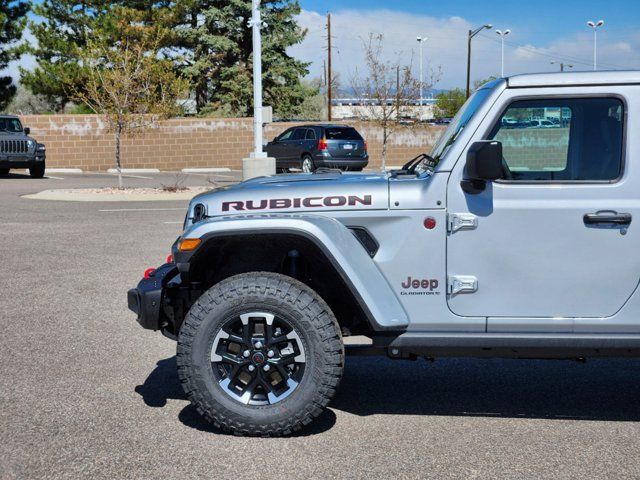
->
29, 163, 45, 178
177, 272, 344, 436
0, 168, 9, 175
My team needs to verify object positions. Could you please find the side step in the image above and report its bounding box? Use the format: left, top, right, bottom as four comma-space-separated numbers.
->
345, 333, 640, 360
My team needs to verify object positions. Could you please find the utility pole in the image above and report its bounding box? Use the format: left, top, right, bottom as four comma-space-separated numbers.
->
551, 61, 573, 72
327, 13, 332, 121
466, 24, 492, 98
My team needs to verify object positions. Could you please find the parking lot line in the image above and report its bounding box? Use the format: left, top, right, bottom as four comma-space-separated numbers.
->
163, 221, 183, 224
99, 207, 185, 212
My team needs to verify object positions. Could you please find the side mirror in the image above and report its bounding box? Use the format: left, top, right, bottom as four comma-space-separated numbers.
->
461, 140, 503, 194
272, 136, 279, 143
24, 127, 30, 135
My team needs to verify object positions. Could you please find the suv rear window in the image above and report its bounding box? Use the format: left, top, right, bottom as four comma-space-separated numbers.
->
325, 127, 362, 140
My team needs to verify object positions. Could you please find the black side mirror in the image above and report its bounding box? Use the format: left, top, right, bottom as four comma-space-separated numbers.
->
461, 140, 503, 194
24, 127, 30, 135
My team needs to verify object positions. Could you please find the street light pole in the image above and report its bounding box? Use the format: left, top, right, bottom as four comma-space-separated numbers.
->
243, 0, 275, 180
495, 29, 510, 77
250, 0, 266, 159
416, 36, 427, 107
587, 20, 604, 71
466, 23, 492, 98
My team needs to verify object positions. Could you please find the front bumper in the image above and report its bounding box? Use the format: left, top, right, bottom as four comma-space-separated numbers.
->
128, 263, 179, 330
0, 154, 45, 168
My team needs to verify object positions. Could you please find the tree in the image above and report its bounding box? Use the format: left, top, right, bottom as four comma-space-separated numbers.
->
0, 0, 28, 109
5, 84, 58, 114
169, 0, 312, 117
67, 32, 188, 188
350, 33, 424, 171
435, 77, 497, 119
22, 1, 172, 109
434, 88, 466, 118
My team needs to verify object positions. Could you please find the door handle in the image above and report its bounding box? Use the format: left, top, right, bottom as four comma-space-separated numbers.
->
583, 210, 632, 226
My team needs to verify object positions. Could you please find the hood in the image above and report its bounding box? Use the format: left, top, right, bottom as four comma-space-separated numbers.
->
191, 171, 390, 218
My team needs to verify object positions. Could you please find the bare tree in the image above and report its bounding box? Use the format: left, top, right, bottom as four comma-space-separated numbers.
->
351, 33, 438, 170
67, 34, 188, 188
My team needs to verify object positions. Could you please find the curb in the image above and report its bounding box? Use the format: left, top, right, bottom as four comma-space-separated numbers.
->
182, 167, 232, 173
107, 168, 161, 174
46, 168, 83, 174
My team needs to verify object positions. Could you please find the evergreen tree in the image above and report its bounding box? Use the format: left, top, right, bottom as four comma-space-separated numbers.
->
22, 0, 171, 109
0, 0, 28, 109
171, 0, 315, 117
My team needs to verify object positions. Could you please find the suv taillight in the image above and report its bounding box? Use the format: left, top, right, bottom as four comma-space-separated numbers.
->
318, 138, 328, 151
364, 140, 368, 152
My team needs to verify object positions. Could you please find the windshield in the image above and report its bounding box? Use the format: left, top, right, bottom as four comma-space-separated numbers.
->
430, 86, 495, 163
0, 117, 23, 133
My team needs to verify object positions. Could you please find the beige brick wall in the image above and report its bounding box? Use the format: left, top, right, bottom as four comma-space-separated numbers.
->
21, 115, 445, 171
496, 128, 570, 171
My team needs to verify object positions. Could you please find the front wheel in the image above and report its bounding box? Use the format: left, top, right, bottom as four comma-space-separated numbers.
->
177, 272, 344, 436
29, 163, 45, 178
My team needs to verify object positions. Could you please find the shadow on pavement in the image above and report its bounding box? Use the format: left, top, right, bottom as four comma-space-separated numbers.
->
332, 356, 640, 421
135, 356, 336, 436
136, 355, 640, 435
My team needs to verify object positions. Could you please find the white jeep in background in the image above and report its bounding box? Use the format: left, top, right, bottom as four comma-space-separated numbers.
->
129, 71, 637, 436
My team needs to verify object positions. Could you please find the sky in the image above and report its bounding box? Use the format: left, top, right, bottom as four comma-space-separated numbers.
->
290, 0, 640, 90
5, 0, 640, 91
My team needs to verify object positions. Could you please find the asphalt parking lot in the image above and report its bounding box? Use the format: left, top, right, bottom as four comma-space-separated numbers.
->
2, 171, 640, 479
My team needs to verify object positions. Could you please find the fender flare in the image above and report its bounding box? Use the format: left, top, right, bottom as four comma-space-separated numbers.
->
175, 214, 409, 331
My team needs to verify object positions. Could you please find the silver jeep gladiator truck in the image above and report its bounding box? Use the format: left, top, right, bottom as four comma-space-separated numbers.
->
0, 115, 46, 178
129, 71, 637, 436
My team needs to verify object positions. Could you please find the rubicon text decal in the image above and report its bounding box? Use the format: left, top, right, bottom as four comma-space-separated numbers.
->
222, 195, 373, 212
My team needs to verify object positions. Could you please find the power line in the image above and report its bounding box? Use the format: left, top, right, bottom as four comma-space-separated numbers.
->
477, 32, 633, 70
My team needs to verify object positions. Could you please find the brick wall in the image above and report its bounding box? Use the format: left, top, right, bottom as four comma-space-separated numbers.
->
21, 115, 445, 171
496, 128, 570, 171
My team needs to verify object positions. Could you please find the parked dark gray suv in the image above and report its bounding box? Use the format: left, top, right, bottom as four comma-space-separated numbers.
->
265, 124, 368, 172
0, 115, 46, 178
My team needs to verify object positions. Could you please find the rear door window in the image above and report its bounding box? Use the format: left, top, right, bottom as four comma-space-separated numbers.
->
305, 129, 316, 140
325, 127, 362, 140
292, 128, 307, 140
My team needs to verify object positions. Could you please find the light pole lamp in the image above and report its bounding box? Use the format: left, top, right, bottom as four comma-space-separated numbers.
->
466, 24, 492, 98
587, 20, 604, 71
495, 29, 510, 78
416, 36, 427, 107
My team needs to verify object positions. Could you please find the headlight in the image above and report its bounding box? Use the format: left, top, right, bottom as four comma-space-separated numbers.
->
27, 140, 34, 149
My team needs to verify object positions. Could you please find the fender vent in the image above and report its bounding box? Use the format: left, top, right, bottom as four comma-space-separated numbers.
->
349, 227, 379, 257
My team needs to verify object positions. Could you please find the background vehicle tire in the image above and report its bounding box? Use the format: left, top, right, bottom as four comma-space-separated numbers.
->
301, 155, 315, 173
0, 168, 9, 175
177, 272, 344, 436
29, 163, 45, 178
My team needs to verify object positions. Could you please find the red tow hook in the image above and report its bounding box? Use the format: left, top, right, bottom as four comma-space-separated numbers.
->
166, 254, 173, 264
143, 268, 156, 279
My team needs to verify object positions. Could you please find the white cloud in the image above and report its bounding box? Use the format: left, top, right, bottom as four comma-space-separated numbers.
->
290, 9, 640, 89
